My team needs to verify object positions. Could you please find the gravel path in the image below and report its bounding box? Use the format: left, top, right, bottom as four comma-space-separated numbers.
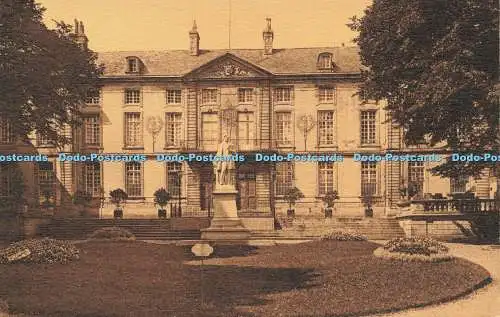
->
369, 243, 500, 317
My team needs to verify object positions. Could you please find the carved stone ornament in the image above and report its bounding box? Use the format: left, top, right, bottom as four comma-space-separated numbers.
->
205, 62, 253, 78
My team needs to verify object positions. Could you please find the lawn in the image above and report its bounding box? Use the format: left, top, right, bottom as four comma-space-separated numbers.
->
0, 240, 491, 317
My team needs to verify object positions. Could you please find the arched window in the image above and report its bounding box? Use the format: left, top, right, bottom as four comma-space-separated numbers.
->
317, 53, 333, 70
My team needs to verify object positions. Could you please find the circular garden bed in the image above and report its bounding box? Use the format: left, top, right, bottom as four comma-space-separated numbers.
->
0, 239, 491, 317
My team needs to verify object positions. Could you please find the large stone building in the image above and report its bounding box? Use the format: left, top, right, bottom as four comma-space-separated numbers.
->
0, 19, 497, 233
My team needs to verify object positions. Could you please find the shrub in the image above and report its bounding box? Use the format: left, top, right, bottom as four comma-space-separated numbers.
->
153, 188, 172, 209
382, 236, 449, 255
88, 227, 136, 241
0, 238, 79, 264
321, 229, 368, 241
283, 187, 305, 210
109, 188, 128, 208
374, 236, 453, 262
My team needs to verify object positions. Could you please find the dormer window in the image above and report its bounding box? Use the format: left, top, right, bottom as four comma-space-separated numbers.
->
317, 53, 333, 70
126, 56, 141, 73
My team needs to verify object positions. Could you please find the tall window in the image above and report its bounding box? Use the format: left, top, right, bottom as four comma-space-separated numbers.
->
318, 111, 335, 146
166, 162, 182, 197
85, 89, 100, 105
201, 89, 217, 104
125, 89, 140, 104
0, 118, 14, 144
125, 162, 142, 197
237, 112, 255, 150
318, 87, 336, 103
408, 161, 424, 198
201, 113, 218, 150
361, 162, 378, 196
238, 88, 253, 103
37, 162, 55, 201
84, 115, 100, 146
275, 112, 292, 146
0, 163, 12, 197
360, 110, 377, 145
83, 162, 101, 197
166, 89, 182, 104
275, 162, 294, 196
124, 113, 143, 147
274, 87, 292, 103
318, 162, 335, 195
165, 113, 182, 147
450, 175, 468, 194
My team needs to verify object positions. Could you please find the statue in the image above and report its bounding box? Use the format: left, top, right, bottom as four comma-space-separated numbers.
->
214, 135, 234, 186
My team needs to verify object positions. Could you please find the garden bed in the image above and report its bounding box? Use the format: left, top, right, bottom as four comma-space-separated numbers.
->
0, 240, 491, 317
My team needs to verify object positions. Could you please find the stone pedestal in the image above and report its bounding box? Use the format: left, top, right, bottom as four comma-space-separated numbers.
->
201, 186, 251, 241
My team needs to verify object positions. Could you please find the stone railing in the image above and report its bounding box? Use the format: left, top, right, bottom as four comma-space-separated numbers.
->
411, 199, 498, 214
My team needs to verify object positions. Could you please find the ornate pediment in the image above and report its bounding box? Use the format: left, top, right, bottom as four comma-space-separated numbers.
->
186, 53, 271, 79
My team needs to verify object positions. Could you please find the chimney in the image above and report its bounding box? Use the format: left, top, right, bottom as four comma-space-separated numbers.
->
71, 18, 88, 49
262, 18, 273, 55
189, 20, 200, 56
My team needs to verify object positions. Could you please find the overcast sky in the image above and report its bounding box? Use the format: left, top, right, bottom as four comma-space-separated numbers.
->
38, 0, 371, 52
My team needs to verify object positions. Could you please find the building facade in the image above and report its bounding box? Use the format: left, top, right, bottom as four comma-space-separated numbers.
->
0, 19, 497, 231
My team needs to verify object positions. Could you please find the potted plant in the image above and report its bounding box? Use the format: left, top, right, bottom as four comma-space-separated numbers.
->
109, 188, 128, 219
153, 188, 171, 218
407, 181, 418, 200
40, 190, 55, 214
321, 190, 339, 218
283, 187, 305, 218
72, 190, 92, 216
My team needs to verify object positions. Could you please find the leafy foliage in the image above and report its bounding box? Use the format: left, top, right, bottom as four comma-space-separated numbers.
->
153, 188, 172, 208
0, 163, 25, 213
0, 238, 79, 264
109, 188, 128, 207
283, 187, 305, 210
383, 236, 449, 255
0, 0, 103, 147
321, 229, 367, 241
349, 0, 499, 177
88, 227, 135, 241
321, 190, 339, 208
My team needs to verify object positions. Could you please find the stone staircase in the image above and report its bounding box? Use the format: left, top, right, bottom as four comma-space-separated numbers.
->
253, 216, 406, 240
36, 218, 201, 241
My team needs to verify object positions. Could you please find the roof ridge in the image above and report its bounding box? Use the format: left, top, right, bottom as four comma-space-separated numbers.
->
96, 46, 358, 54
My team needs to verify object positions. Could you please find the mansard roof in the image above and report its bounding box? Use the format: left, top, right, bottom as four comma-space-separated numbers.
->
97, 46, 361, 77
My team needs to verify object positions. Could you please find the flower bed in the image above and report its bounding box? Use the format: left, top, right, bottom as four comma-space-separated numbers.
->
374, 236, 453, 262
0, 238, 79, 264
321, 229, 368, 241
88, 227, 136, 241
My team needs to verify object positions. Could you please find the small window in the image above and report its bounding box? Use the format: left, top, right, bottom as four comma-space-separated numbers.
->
317, 53, 333, 70
238, 88, 253, 103
85, 89, 100, 105
125, 89, 141, 104
166, 89, 182, 104
201, 89, 218, 104
318, 87, 336, 103
126, 57, 140, 73
274, 87, 292, 103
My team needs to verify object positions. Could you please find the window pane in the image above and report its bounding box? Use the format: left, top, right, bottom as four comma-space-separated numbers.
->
166, 89, 182, 104
275, 162, 293, 196
202, 89, 217, 104
201, 113, 218, 150
238, 88, 253, 103
318, 111, 335, 145
0, 118, 14, 144
361, 162, 377, 196
408, 162, 424, 198
125, 89, 140, 104
360, 110, 377, 145
125, 113, 142, 147
125, 162, 142, 197
275, 112, 292, 146
318, 162, 335, 195
84, 115, 100, 146
237, 112, 255, 150
166, 162, 182, 197
83, 162, 101, 197
165, 113, 182, 147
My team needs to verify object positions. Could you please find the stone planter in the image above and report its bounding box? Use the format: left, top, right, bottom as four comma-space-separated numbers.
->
113, 208, 123, 219
158, 209, 167, 218
324, 207, 333, 218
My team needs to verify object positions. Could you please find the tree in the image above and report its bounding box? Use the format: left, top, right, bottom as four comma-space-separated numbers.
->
0, 0, 103, 147
349, 0, 499, 178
